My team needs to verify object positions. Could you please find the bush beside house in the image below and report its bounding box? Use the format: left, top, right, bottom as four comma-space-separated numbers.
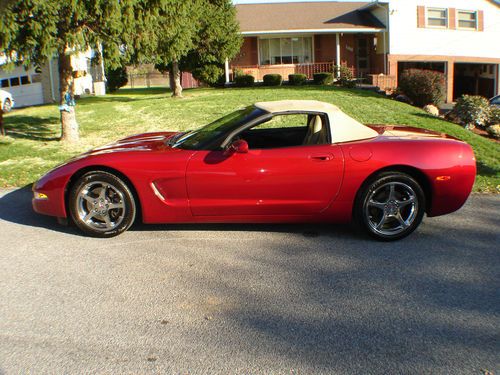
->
234, 74, 255, 87
313, 72, 333, 85
263, 74, 282, 86
447, 95, 491, 129
398, 69, 445, 107
288, 74, 307, 85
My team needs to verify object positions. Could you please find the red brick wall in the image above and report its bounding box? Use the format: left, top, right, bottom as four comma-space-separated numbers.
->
231, 37, 258, 66
314, 35, 335, 62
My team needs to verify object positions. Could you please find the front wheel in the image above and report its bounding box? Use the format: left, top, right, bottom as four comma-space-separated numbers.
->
355, 172, 425, 241
69, 171, 136, 238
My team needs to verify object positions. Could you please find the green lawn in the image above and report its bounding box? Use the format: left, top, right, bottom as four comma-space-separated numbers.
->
1, 86, 499, 192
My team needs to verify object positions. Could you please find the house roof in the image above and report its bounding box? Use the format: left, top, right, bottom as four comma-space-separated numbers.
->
235, 1, 386, 34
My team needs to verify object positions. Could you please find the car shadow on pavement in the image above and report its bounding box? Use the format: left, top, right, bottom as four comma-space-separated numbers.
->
0, 185, 79, 235
0, 185, 361, 239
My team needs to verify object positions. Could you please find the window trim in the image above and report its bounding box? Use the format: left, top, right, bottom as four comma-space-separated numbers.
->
426, 7, 448, 28
457, 9, 478, 30
257, 36, 314, 66
222, 110, 331, 149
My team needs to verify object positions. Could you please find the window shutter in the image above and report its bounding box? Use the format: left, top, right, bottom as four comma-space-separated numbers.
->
448, 8, 456, 29
477, 10, 484, 31
417, 6, 426, 28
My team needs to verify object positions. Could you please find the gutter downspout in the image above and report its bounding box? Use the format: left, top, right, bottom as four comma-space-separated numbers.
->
48, 57, 55, 102
371, 0, 390, 75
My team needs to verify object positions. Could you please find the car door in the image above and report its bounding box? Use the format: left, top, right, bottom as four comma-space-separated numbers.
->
185, 113, 344, 216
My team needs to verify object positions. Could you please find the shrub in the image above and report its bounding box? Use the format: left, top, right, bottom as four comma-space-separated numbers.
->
488, 106, 500, 126
288, 74, 307, 86
486, 124, 500, 139
334, 65, 355, 88
263, 74, 283, 86
192, 64, 224, 86
449, 95, 491, 129
398, 69, 445, 107
234, 74, 255, 87
105, 66, 128, 93
313, 72, 333, 85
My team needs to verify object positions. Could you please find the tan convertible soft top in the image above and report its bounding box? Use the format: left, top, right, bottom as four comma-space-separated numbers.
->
255, 100, 378, 143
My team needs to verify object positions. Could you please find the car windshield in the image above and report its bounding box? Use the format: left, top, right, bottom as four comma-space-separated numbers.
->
171, 105, 264, 150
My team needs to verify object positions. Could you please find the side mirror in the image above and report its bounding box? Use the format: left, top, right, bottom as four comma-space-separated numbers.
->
225, 139, 249, 156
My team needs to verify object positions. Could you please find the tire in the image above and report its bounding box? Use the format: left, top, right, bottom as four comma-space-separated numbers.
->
354, 172, 425, 241
69, 171, 136, 238
3, 98, 12, 112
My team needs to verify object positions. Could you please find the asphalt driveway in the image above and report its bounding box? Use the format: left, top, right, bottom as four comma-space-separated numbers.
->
0, 187, 499, 374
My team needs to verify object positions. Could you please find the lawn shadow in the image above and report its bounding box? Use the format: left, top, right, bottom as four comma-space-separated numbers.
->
3, 115, 61, 141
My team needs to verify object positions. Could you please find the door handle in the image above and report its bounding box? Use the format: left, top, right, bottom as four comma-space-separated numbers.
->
310, 154, 334, 161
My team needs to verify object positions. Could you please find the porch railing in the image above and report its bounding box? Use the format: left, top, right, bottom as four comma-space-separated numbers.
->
232, 62, 356, 81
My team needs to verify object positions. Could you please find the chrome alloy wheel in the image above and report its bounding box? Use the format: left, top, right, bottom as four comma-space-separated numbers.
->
76, 181, 126, 232
364, 181, 418, 236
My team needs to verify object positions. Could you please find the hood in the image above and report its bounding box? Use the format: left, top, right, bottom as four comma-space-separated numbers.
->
367, 124, 460, 141
83, 131, 179, 156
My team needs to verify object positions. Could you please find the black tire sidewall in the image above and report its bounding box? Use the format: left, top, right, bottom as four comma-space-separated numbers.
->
69, 171, 136, 238
355, 172, 425, 241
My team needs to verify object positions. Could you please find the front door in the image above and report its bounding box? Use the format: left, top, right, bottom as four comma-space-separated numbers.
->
185, 113, 344, 216
356, 36, 370, 78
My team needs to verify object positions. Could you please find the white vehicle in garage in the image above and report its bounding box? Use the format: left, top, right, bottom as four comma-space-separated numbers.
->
0, 89, 14, 112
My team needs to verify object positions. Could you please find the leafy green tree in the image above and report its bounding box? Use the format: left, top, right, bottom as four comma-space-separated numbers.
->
151, 0, 202, 98
0, 1, 135, 142
181, 0, 242, 86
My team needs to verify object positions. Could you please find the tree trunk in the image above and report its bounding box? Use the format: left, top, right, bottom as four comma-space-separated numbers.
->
170, 61, 183, 98
0, 110, 4, 136
58, 52, 79, 143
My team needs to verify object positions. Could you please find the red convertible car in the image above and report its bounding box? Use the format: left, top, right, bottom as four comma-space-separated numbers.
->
33, 100, 476, 240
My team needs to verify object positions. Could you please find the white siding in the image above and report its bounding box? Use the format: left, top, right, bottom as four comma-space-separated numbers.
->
387, 0, 500, 59
0, 66, 44, 107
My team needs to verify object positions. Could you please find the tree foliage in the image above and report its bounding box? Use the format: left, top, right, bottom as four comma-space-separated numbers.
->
180, 0, 242, 86
0, 0, 142, 142
152, 0, 242, 92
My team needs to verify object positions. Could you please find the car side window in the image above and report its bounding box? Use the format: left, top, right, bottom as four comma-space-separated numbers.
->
237, 113, 329, 150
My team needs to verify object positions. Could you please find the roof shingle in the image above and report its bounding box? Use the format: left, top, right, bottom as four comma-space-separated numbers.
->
236, 2, 386, 33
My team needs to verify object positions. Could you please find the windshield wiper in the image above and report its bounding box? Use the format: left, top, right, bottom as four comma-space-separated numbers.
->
167, 132, 187, 147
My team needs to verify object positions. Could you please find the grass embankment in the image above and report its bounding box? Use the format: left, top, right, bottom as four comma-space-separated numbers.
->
1, 86, 499, 191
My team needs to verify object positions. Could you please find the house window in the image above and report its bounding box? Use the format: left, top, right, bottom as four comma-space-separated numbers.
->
20, 75, 31, 85
1, 79, 9, 88
10, 77, 20, 87
427, 8, 447, 27
458, 10, 477, 29
259, 37, 313, 65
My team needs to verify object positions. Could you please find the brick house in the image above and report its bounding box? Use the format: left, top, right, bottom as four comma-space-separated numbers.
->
230, 0, 500, 102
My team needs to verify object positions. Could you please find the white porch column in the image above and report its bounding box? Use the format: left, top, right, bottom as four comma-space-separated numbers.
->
497, 64, 500, 96
335, 33, 341, 78
224, 58, 230, 85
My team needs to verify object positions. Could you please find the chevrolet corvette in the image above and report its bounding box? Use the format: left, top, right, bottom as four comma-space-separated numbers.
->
33, 100, 476, 240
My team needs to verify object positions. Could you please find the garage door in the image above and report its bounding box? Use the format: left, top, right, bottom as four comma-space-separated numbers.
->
5, 82, 44, 108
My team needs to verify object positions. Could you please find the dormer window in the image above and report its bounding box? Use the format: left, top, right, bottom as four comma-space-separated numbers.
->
427, 8, 447, 27
458, 10, 477, 30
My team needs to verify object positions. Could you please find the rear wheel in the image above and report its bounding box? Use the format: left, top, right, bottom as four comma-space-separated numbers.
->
355, 172, 425, 241
69, 171, 136, 238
